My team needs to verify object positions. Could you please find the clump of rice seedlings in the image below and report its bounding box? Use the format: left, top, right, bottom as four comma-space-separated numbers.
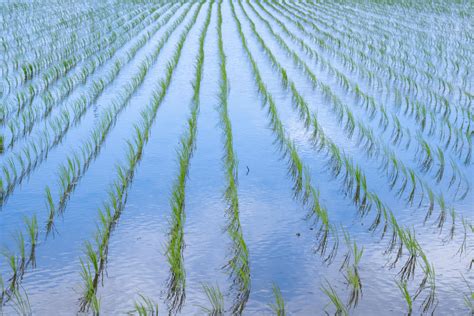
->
321, 281, 348, 316
132, 294, 159, 316
10, 286, 31, 316
434, 146, 445, 183
200, 283, 224, 315
217, 0, 251, 313
340, 231, 363, 308
456, 217, 473, 256
419, 139, 434, 172
396, 280, 413, 315
165, 2, 211, 313
395, 227, 419, 281
45, 186, 55, 233
415, 253, 437, 313
461, 274, 474, 314
268, 283, 285, 316
24, 216, 38, 268
0, 134, 4, 154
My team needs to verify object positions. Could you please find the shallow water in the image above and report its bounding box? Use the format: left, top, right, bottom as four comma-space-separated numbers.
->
0, 0, 473, 315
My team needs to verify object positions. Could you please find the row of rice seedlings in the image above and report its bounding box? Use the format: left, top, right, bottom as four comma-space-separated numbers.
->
0, 3, 189, 206
78, 3, 205, 313
236, 3, 438, 311
3, 3, 176, 149
200, 283, 225, 315
230, 0, 338, 264
284, 0, 473, 150
256, 0, 466, 235
0, 3, 151, 101
165, 2, 212, 313
44, 2, 194, 234
304, 0, 472, 100
264, 0, 471, 170
0, 215, 37, 305
216, 0, 250, 312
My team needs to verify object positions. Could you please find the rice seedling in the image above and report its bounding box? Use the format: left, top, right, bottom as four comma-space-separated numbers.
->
9, 286, 31, 316
396, 280, 413, 315
340, 231, 363, 309
132, 294, 159, 316
461, 274, 474, 314
321, 281, 348, 316
268, 283, 285, 316
200, 283, 224, 315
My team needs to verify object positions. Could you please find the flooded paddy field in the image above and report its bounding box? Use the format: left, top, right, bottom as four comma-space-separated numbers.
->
0, 0, 473, 315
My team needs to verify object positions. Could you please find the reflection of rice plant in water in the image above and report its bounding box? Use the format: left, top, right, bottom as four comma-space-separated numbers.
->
0, 0, 472, 314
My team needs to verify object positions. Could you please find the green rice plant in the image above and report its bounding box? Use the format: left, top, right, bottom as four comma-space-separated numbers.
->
45, 186, 55, 233
456, 217, 472, 256
340, 230, 363, 308
200, 283, 224, 315
79, 259, 96, 313
24, 216, 38, 268
269, 283, 285, 316
396, 280, 413, 315
415, 253, 437, 313
132, 294, 159, 316
460, 274, 474, 314
321, 281, 348, 316
10, 286, 31, 316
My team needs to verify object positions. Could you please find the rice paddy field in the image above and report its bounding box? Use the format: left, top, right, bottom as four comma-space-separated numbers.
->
0, 0, 473, 315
